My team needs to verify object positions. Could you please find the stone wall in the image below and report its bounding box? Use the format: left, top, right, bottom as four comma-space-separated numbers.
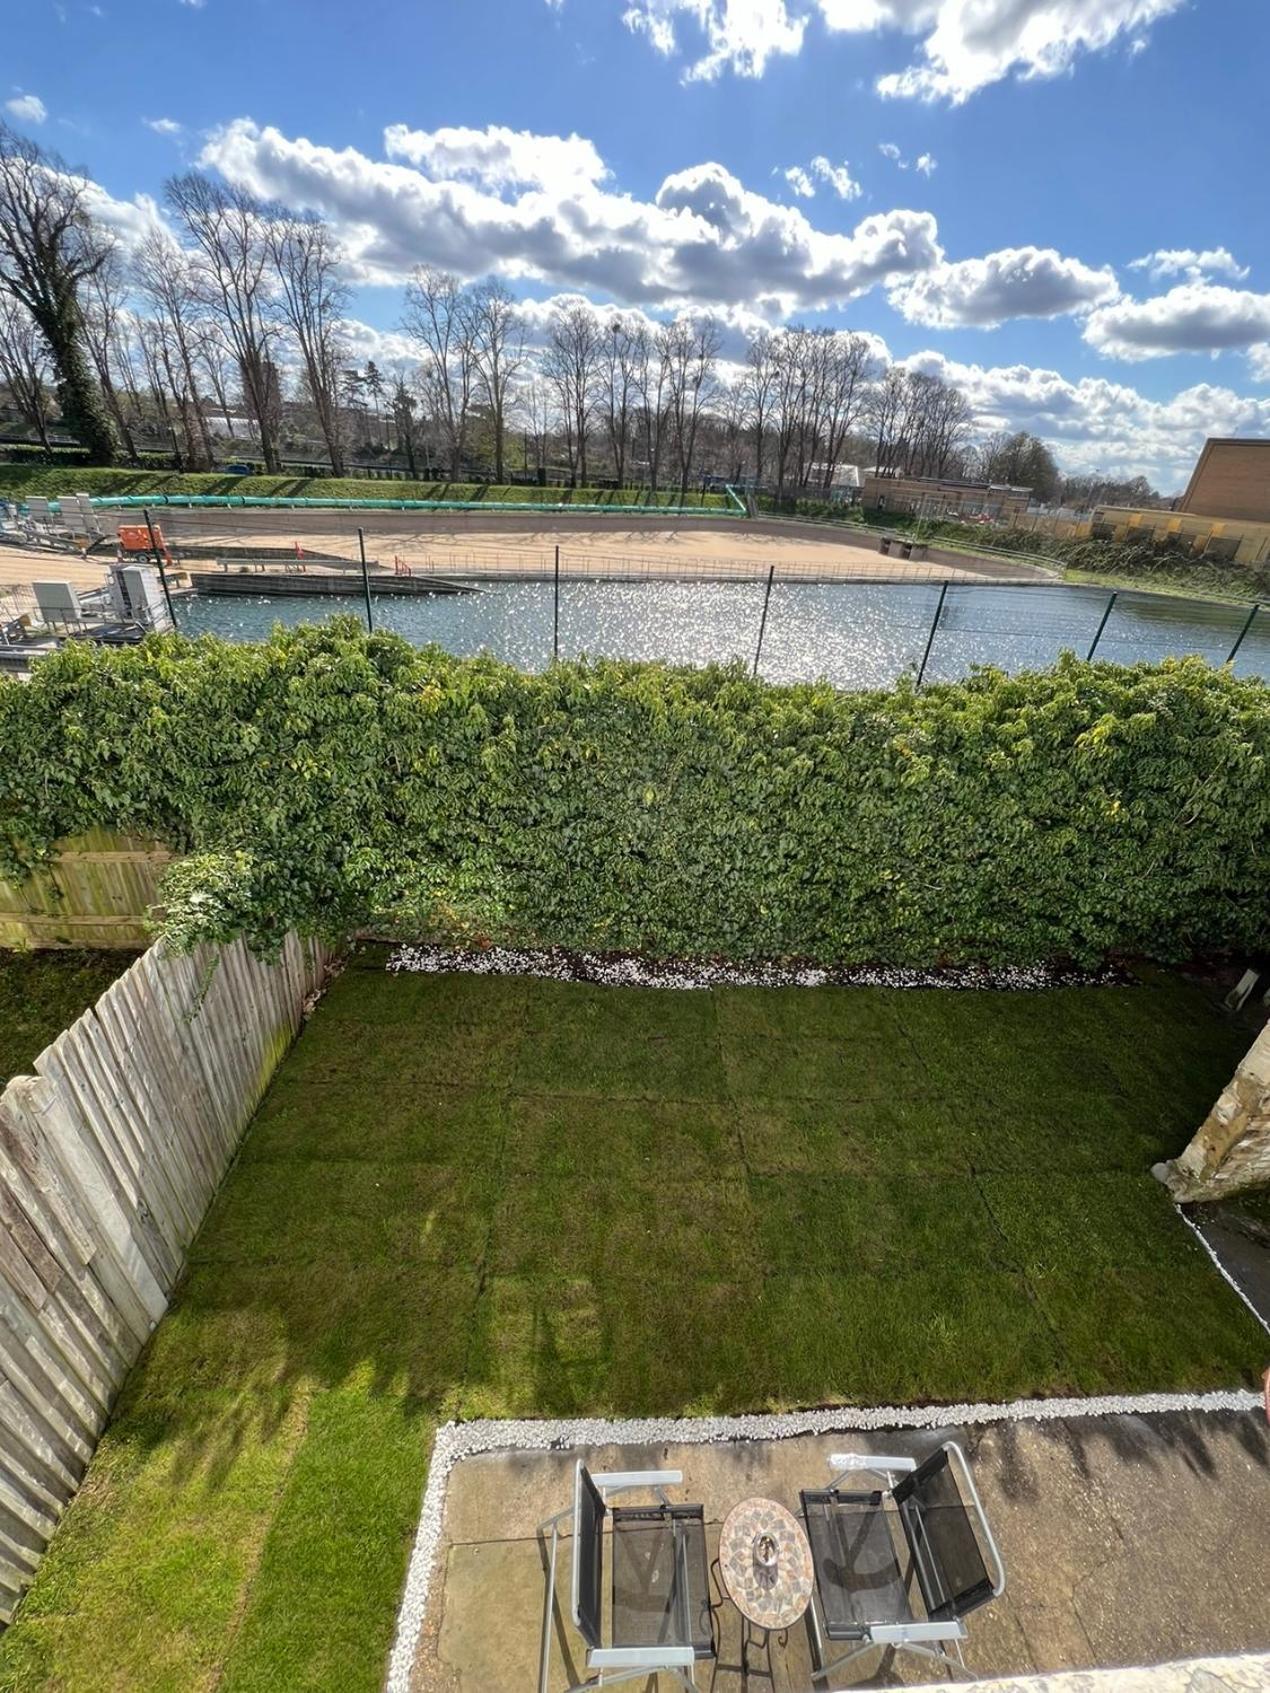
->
1158, 1018, 1270, 1201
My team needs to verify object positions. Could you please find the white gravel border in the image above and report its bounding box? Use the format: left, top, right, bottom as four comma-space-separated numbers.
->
383, 1388, 1262, 1692
386, 942, 1126, 993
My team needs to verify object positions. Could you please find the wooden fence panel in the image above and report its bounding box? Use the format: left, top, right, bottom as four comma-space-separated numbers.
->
0, 829, 172, 949
0, 932, 330, 1620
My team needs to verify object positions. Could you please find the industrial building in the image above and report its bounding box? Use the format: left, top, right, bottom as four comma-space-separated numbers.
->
861, 470, 1032, 523
1092, 436, 1270, 564
1178, 438, 1270, 523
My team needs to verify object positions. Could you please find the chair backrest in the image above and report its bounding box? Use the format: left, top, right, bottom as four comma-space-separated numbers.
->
893, 1446, 996, 1622
571, 1462, 606, 1650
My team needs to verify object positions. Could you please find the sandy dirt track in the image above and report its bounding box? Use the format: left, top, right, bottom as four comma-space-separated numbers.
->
0, 511, 1052, 601
127, 510, 1052, 584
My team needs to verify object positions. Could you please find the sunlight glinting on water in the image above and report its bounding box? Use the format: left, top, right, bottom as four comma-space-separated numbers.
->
176, 580, 1270, 688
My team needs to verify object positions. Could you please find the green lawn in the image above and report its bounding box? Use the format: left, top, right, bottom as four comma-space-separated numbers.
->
1, 956, 1263, 1692
0, 948, 136, 1088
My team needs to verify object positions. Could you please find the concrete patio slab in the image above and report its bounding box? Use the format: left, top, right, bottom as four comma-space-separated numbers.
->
406, 1408, 1270, 1693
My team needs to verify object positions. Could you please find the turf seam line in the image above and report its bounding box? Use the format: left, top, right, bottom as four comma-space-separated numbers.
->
383, 1388, 1262, 1693
1174, 1204, 1270, 1337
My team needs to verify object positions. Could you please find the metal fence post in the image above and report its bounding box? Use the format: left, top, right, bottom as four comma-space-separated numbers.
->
1085, 590, 1117, 661
1225, 601, 1261, 665
143, 506, 177, 630
752, 564, 775, 678
357, 527, 374, 633
553, 544, 560, 662
915, 580, 948, 689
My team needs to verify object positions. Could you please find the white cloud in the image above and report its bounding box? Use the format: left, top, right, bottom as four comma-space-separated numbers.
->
383, 123, 606, 191
622, 0, 807, 80
144, 116, 183, 137
834, 0, 1188, 103
198, 119, 940, 315
1084, 282, 1270, 361
82, 183, 170, 248
808, 155, 860, 199
618, 0, 1184, 100
339, 317, 419, 370
5, 93, 48, 125
1128, 247, 1249, 283
179, 0, 206, 9
781, 154, 861, 200
878, 141, 937, 174
1247, 344, 1270, 385
891, 246, 1119, 329
902, 347, 1270, 485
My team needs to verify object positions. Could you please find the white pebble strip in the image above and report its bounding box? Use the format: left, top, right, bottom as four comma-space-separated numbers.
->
384, 1388, 1261, 1693
386, 942, 1125, 993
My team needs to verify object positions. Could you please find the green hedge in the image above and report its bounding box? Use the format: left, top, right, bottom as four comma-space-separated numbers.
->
0, 465, 729, 508
2, 621, 1266, 965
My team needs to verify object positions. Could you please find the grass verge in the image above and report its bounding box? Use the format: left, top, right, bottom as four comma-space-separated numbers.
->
0, 958, 1262, 1690
0, 467, 730, 509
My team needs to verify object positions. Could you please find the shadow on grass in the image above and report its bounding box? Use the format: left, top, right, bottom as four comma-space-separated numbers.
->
6, 961, 1266, 1693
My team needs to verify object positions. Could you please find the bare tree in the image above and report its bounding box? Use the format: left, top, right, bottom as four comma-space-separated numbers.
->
133, 229, 215, 467
742, 331, 777, 486
0, 122, 118, 461
661, 316, 721, 499
80, 250, 144, 460
521, 371, 552, 478
266, 211, 349, 474
543, 302, 601, 485
977, 429, 1059, 501
818, 332, 872, 490
631, 323, 670, 495
0, 294, 56, 452
192, 317, 236, 441
391, 375, 421, 478
598, 314, 643, 487
468, 278, 523, 483
402, 266, 477, 479
867, 365, 910, 476
166, 171, 282, 472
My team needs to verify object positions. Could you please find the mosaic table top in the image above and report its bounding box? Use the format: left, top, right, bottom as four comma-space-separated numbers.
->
718, 1495, 814, 1631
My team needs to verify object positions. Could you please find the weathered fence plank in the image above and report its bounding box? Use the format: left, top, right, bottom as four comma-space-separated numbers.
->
0, 933, 330, 1624
0, 829, 172, 949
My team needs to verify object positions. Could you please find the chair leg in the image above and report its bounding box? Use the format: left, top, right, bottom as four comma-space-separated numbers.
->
538, 1521, 561, 1693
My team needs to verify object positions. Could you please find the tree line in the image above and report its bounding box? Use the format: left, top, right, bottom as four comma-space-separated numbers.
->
0, 121, 1160, 508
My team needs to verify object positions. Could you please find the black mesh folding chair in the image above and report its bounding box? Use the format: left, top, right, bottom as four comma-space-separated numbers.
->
801, 1443, 1004, 1684
538, 1460, 715, 1692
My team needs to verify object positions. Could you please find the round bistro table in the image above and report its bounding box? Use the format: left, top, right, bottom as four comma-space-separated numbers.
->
718, 1495, 815, 1633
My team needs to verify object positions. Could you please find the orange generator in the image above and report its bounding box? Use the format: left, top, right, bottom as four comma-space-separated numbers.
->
118, 523, 173, 563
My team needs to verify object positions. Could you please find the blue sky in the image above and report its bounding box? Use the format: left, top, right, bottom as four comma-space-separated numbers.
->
7, 0, 1270, 488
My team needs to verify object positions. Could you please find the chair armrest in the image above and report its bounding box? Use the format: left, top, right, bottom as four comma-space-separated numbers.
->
592, 1469, 684, 1491
590, 1647, 697, 1668
942, 1442, 1006, 1598
868, 1621, 965, 1646
828, 1452, 917, 1481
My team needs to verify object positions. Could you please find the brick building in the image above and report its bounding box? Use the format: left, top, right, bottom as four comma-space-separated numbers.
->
1178, 437, 1270, 523
861, 471, 1032, 522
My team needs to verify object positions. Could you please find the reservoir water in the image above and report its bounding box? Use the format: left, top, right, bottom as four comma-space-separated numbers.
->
175, 578, 1270, 689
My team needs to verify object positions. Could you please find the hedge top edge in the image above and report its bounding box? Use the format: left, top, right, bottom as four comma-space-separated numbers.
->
1, 619, 1266, 967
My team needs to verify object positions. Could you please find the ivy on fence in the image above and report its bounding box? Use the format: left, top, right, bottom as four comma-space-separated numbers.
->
1, 619, 1266, 966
